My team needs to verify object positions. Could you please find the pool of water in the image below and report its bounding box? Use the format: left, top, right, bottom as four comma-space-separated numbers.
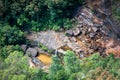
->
37, 54, 52, 65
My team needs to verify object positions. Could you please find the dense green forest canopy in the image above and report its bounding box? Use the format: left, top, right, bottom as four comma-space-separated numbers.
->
1, 51, 120, 80
0, 0, 84, 31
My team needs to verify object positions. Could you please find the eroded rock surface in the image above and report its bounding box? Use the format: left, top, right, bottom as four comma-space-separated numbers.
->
27, 31, 66, 50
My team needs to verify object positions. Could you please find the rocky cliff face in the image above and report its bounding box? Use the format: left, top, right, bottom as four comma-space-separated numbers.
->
86, 0, 120, 38
71, 0, 120, 57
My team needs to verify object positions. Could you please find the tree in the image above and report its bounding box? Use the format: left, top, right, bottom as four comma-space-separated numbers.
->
63, 50, 81, 76
49, 55, 63, 80
0, 45, 23, 59
54, 69, 68, 80
0, 51, 28, 80
0, 23, 25, 46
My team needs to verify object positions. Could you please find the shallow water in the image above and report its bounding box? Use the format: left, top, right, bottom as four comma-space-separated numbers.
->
37, 54, 51, 65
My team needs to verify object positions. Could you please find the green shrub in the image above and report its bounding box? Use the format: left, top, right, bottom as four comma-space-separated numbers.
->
1, 50, 120, 80
49, 55, 63, 79
0, 51, 28, 80
1, 0, 85, 31
0, 45, 23, 59
38, 43, 52, 53
63, 50, 81, 75
0, 51, 47, 80
48, 52, 120, 79
0, 23, 25, 46
48, 51, 81, 80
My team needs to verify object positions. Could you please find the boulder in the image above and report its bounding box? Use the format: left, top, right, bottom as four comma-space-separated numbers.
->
73, 28, 81, 36
32, 57, 44, 67
29, 58, 36, 68
36, 31, 65, 50
20, 44, 27, 52
26, 48, 38, 57
66, 30, 73, 36
89, 33, 95, 38
30, 41, 39, 46
91, 26, 98, 32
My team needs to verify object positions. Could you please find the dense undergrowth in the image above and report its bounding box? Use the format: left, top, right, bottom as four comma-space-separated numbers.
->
0, 51, 120, 80
0, 0, 84, 31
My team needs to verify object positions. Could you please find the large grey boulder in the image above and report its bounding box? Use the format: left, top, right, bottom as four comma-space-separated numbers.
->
26, 48, 38, 57
20, 44, 27, 52
27, 30, 66, 50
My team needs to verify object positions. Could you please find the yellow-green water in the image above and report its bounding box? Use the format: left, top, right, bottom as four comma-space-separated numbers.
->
37, 54, 51, 65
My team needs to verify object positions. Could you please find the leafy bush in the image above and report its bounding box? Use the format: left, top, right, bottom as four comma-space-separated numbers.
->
0, 45, 23, 59
0, 51, 28, 80
0, 51, 47, 80
0, 50, 120, 80
49, 50, 81, 80
49, 55, 63, 79
63, 51, 81, 75
48, 52, 120, 80
38, 43, 52, 53
1, 0, 85, 31
0, 23, 25, 46
76, 53, 120, 79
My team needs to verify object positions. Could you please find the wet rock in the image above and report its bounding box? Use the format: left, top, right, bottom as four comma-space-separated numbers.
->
104, 39, 120, 57
94, 24, 102, 27
20, 44, 27, 52
93, 16, 103, 25
70, 37, 77, 42
30, 41, 39, 46
26, 30, 65, 50
26, 48, 38, 57
57, 49, 66, 54
32, 57, 44, 67
73, 28, 81, 36
79, 53, 85, 58
37, 31, 65, 50
88, 27, 92, 32
106, 46, 120, 56
92, 26, 98, 32
66, 30, 73, 36
81, 8, 93, 19
78, 15, 93, 26
105, 39, 114, 48
63, 37, 69, 43
78, 50, 88, 59
82, 30, 86, 35
77, 24, 83, 28
89, 33, 95, 38
29, 58, 36, 68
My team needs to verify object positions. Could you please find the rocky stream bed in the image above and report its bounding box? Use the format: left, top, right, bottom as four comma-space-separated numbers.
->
20, 6, 120, 70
